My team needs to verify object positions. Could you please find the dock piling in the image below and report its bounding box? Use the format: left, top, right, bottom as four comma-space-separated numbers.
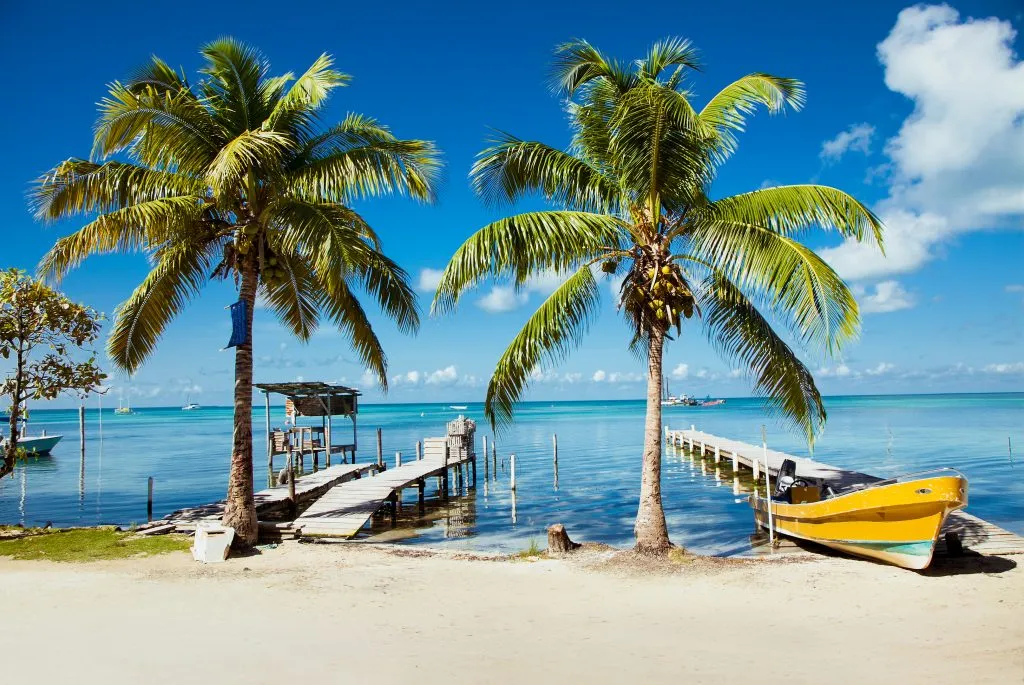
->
396, 451, 402, 467
376, 428, 383, 469
510, 453, 517, 491
553, 433, 559, 490
416, 440, 422, 461
147, 477, 153, 522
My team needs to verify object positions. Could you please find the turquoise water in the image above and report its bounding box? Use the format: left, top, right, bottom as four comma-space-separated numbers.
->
1, 394, 1021, 554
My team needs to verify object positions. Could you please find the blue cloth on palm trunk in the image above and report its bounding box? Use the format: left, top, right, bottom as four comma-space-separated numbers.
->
225, 300, 249, 348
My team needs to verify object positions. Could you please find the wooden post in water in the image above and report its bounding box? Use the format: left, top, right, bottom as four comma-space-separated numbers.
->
492, 441, 497, 480
376, 428, 383, 469
753, 458, 760, 481
147, 476, 153, 522
418, 478, 425, 513
287, 451, 296, 505
553, 433, 559, 490
416, 440, 423, 461
79, 405, 86, 460
732, 450, 738, 472
265, 392, 272, 471
442, 443, 450, 500
396, 451, 402, 467
510, 453, 517, 492
714, 445, 720, 464
482, 435, 488, 462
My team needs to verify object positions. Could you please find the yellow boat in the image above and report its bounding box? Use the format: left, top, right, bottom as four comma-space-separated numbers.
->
751, 463, 968, 570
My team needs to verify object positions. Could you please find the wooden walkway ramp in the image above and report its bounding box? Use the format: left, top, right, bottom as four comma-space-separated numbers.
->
165, 462, 378, 530
667, 427, 1024, 557
294, 438, 474, 538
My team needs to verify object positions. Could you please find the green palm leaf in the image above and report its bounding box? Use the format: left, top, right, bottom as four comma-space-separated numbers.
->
486, 266, 600, 428
431, 211, 622, 315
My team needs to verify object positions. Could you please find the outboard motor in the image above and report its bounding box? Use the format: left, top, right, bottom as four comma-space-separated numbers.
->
773, 459, 798, 501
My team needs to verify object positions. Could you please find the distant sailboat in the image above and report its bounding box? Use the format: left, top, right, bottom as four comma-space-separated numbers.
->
114, 388, 133, 415
182, 394, 200, 411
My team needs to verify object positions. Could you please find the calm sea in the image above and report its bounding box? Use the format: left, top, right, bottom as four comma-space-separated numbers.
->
1, 394, 1021, 554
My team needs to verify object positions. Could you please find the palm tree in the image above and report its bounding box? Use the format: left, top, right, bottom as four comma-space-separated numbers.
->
32, 39, 441, 546
433, 38, 883, 553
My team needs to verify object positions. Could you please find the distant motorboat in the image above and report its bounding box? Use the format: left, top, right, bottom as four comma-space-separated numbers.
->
449, 405, 468, 410
699, 399, 726, 407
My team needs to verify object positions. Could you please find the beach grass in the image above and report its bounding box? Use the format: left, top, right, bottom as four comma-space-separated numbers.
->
0, 526, 190, 562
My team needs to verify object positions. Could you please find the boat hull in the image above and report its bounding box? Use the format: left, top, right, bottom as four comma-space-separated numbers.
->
752, 475, 968, 570
10, 435, 63, 456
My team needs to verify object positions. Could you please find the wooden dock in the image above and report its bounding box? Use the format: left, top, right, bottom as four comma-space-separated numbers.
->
165, 462, 378, 530
293, 437, 475, 538
666, 426, 1024, 557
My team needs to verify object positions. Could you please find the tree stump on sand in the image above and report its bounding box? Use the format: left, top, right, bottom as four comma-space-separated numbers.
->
547, 524, 581, 554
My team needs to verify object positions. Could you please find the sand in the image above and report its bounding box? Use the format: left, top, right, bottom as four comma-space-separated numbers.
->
0, 543, 1020, 685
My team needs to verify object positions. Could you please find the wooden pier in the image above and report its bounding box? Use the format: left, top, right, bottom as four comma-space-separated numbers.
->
165, 462, 378, 530
666, 426, 1024, 557
293, 437, 475, 538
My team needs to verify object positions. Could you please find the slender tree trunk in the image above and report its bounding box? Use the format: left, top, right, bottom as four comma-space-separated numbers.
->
634, 326, 671, 553
2, 350, 25, 480
222, 255, 259, 546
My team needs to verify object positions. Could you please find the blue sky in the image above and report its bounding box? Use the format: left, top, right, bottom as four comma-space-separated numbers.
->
2, 0, 1022, 407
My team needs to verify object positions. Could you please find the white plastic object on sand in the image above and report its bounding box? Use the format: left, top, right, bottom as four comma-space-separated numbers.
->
192, 524, 235, 563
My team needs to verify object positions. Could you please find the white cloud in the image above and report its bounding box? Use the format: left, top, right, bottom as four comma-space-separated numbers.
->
477, 286, 529, 313
1006, 284, 1024, 292
359, 370, 378, 387
820, 123, 875, 162
608, 371, 644, 383
822, 5, 1024, 282
417, 268, 444, 292
727, 368, 743, 379
425, 365, 459, 385
983, 362, 1024, 374
865, 362, 897, 376
564, 372, 583, 383
669, 363, 689, 380
817, 364, 855, 378
592, 370, 607, 382
856, 280, 916, 313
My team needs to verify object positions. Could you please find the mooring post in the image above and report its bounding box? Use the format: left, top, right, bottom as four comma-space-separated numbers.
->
396, 451, 402, 467
732, 450, 739, 472
482, 435, 488, 462
376, 427, 383, 469
79, 405, 86, 461
753, 458, 760, 482
492, 441, 497, 480
714, 445, 720, 464
147, 476, 153, 522
418, 478, 425, 513
510, 453, 517, 491
265, 392, 272, 471
416, 440, 423, 461
287, 452, 296, 505
442, 443, 450, 500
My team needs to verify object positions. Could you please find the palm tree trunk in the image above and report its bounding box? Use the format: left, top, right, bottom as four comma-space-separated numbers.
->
222, 254, 259, 546
634, 326, 671, 553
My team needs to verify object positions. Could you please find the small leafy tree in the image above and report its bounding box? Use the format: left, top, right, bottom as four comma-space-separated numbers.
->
0, 269, 105, 478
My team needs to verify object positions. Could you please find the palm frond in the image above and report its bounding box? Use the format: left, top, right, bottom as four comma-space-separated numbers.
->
38, 196, 204, 282
258, 256, 319, 340
698, 74, 805, 161
206, 129, 293, 198
638, 37, 701, 82
551, 38, 636, 96
199, 37, 269, 132
125, 56, 191, 96
696, 275, 825, 443
695, 184, 884, 244
470, 133, 618, 212
264, 53, 350, 133
352, 251, 420, 334
431, 211, 622, 315
315, 278, 389, 389
687, 219, 860, 354
107, 239, 212, 373
486, 266, 601, 429
30, 159, 201, 221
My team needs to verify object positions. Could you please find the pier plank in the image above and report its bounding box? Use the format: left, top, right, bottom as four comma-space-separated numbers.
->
166, 462, 378, 528
294, 445, 473, 538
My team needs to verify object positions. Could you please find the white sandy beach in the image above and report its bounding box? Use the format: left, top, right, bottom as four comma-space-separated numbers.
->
0, 543, 1020, 685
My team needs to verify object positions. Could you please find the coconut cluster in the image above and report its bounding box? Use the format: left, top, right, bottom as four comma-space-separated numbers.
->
233, 226, 289, 289
621, 261, 695, 333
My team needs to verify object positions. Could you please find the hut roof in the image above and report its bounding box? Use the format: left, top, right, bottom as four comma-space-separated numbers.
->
254, 382, 360, 417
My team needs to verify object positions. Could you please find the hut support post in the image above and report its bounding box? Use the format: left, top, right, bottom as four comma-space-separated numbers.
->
376, 428, 383, 469
326, 394, 333, 467
265, 392, 272, 471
